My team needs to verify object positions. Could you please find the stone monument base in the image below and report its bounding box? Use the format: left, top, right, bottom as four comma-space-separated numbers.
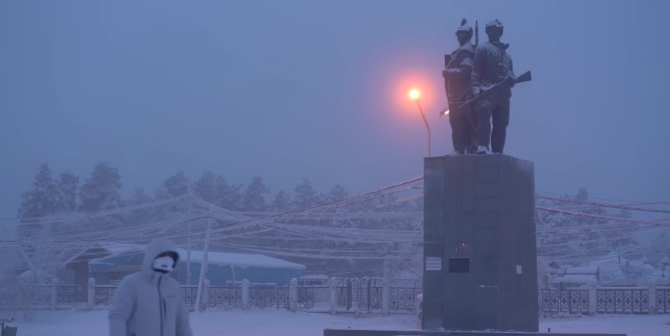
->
323, 329, 626, 336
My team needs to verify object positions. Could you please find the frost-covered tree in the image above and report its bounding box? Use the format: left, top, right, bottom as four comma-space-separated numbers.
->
17, 163, 65, 238
191, 171, 245, 210
325, 183, 348, 203
17, 163, 61, 219
124, 187, 153, 226
270, 190, 291, 212
161, 170, 189, 198
242, 177, 271, 211
193, 171, 217, 203
128, 187, 151, 206
57, 171, 79, 212
215, 175, 243, 210
78, 162, 123, 212
648, 229, 670, 266
154, 171, 192, 219
293, 177, 320, 209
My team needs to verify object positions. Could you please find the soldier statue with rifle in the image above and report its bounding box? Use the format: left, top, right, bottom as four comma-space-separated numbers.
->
442, 19, 478, 156
463, 19, 532, 154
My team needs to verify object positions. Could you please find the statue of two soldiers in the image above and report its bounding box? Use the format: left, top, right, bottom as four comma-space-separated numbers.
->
442, 19, 528, 155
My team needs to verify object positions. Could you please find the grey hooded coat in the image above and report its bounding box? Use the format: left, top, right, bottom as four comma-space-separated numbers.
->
109, 239, 193, 336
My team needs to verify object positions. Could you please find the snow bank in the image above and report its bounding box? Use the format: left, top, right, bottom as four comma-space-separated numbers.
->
8, 309, 670, 336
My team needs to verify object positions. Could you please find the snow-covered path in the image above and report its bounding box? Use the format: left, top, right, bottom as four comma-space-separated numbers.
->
5, 309, 670, 336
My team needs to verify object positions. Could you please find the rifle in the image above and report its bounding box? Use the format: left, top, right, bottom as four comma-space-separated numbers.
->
454, 71, 532, 110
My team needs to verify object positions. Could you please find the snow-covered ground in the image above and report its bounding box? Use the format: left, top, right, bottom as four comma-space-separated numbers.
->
4, 310, 670, 336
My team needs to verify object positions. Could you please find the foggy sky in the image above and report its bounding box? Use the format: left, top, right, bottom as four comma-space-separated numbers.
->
1, 0, 669, 219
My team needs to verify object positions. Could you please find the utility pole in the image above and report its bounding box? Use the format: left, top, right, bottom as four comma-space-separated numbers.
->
186, 156, 196, 285
194, 205, 212, 312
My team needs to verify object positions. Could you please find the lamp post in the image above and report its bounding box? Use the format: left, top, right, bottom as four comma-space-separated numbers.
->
410, 90, 431, 157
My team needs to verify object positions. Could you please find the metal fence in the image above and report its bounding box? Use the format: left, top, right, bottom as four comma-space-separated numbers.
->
208, 286, 242, 308
390, 287, 422, 312
597, 288, 649, 314
297, 285, 330, 311
541, 288, 670, 315
20, 285, 51, 307
249, 287, 290, 310
0, 285, 51, 309
658, 288, 670, 314
1, 280, 422, 314
94, 285, 116, 307
541, 289, 589, 315
181, 286, 198, 308
57, 286, 76, 306
335, 278, 384, 312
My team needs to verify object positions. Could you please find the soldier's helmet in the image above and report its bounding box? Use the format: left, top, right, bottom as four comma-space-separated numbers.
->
456, 19, 473, 38
485, 19, 504, 29
485, 19, 504, 35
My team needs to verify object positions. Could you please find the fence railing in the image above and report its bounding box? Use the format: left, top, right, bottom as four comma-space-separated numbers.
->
8, 281, 668, 317
596, 288, 650, 314
658, 288, 670, 314
57, 286, 77, 306
390, 287, 422, 312
250, 287, 290, 310
208, 286, 242, 308
297, 286, 330, 310
181, 286, 198, 308
541, 286, 670, 315
1, 278, 421, 314
0, 284, 75, 310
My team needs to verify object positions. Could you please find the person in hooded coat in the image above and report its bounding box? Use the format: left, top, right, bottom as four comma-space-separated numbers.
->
109, 239, 193, 336
471, 19, 517, 154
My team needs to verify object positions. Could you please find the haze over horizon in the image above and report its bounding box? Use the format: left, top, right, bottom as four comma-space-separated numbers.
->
2, 0, 669, 219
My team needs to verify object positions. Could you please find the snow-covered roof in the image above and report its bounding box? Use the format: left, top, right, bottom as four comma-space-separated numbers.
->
565, 267, 599, 275
299, 275, 329, 280
103, 243, 145, 255
394, 270, 421, 279
588, 257, 626, 280
18, 269, 53, 280
589, 256, 627, 266
649, 269, 669, 280
175, 248, 305, 270
552, 274, 597, 284
65, 243, 145, 264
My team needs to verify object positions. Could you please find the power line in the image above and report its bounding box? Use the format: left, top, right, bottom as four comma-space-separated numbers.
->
536, 194, 670, 214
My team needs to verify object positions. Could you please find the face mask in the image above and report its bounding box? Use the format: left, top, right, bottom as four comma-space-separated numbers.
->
152, 256, 175, 273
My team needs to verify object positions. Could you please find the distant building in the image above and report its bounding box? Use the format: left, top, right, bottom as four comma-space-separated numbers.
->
588, 255, 627, 282
564, 266, 600, 279
548, 266, 600, 289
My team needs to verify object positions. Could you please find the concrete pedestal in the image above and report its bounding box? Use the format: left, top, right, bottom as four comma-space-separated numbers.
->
325, 155, 621, 336
422, 154, 538, 332
323, 330, 626, 336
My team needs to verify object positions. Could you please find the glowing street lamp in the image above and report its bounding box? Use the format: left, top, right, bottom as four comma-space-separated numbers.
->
409, 89, 431, 157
